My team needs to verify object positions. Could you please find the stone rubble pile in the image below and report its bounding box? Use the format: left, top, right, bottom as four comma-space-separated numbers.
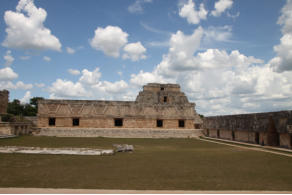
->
113, 144, 134, 152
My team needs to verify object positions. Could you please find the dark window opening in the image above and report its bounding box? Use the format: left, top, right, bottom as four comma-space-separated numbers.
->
115, 118, 123, 127
255, 132, 259, 144
179, 120, 185, 128
163, 96, 167, 103
49, 117, 55, 126
195, 124, 201, 129
217, 130, 220, 138
290, 134, 292, 148
206, 129, 209, 136
157, 119, 163, 127
73, 118, 79, 126
161, 87, 164, 91
232, 131, 235, 141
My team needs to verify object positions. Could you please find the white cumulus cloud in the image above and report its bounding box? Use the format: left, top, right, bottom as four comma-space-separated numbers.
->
49, 79, 87, 99
43, 56, 51, 62
66, 47, 75, 54
35, 83, 45, 88
0, 81, 33, 90
90, 26, 128, 58
130, 24, 292, 116
3, 50, 14, 66
20, 91, 31, 104
203, 25, 233, 43
2, 0, 61, 51
211, 0, 233, 17
79, 68, 101, 85
123, 42, 147, 61
0, 67, 18, 81
179, 0, 208, 25
68, 69, 80, 75
128, 0, 152, 14
48, 67, 134, 101
270, 0, 292, 72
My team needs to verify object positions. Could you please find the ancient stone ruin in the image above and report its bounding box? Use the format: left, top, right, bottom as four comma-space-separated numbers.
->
37, 83, 203, 138
0, 90, 32, 136
203, 110, 292, 149
0, 90, 9, 117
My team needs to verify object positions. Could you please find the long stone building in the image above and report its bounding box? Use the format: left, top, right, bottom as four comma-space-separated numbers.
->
203, 111, 292, 149
37, 83, 203, 137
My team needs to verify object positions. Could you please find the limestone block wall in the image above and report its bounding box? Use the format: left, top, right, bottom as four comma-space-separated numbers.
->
203, 110, 292, 133
0, 123, 11, 135
259, 132, 267, 145
37, 83, 202, 131
24, 116, 38, 126
0, 90, 9, 115
279, 133, 292, 148
219, 129, 233, 140
38, 127, 203, 138
0, 122, 32, 135
38, 117, 194, 129
142, 83, 180, 93
208, 129, 218, 138
203, 110, 292, 148
234, 131, 255, 143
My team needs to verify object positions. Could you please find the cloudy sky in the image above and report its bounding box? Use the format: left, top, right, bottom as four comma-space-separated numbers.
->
0, 0, 292, 116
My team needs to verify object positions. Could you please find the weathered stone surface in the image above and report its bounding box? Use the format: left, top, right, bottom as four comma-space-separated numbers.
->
113, 144, 134, 152
37, 128, 203, 138
203, 110, 292, 148
203, 110, 292, 133
0, 122, 32, 135
0, 90, 9, 115
37, 83, 202, 130
0, 146, 114, 155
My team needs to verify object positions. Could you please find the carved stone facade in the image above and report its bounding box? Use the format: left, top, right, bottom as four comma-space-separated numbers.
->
0, 90, 9, 115
37, 83, 202, 131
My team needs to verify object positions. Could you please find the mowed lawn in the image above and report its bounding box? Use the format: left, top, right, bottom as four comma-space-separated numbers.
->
0, 136, 292, 190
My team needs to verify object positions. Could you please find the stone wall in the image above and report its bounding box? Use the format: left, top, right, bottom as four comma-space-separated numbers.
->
37, 127, 203, 138
38, 117, 195, 129
0, 90, 9, 115
203, 110, 292, 149
0, 122, 32, 135
38, 83, 202, 130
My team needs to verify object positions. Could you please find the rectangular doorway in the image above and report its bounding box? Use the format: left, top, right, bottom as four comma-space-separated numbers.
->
255, 132, 259, 144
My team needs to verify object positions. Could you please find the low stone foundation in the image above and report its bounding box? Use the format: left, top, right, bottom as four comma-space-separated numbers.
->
0, 146, 114, 155
37, 128, 203, 138
0, 122, 32, 136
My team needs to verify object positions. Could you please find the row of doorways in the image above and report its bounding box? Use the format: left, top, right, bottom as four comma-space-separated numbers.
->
206, 129, 292, 148
206, 129, 261, 145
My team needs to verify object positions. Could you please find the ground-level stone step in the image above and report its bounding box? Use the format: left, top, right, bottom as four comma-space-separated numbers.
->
37, 128, 203, 138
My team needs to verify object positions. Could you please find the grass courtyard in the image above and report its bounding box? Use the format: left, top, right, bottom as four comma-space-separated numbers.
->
0, 136, 292, 191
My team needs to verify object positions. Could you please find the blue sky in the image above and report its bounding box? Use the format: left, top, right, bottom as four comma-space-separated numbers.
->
0, 0, 292, 116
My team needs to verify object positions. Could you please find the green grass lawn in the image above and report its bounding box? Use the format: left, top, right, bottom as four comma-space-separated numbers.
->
0, 136, 292, 190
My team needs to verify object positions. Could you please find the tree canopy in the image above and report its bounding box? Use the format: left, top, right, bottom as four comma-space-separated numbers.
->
7, 97, 44, 116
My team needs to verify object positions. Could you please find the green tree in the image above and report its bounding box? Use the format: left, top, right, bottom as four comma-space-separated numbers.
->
30, 97, 44, 110
7, 97, 44, 116
23, 104, 37, 116
7, 99, 24, 116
